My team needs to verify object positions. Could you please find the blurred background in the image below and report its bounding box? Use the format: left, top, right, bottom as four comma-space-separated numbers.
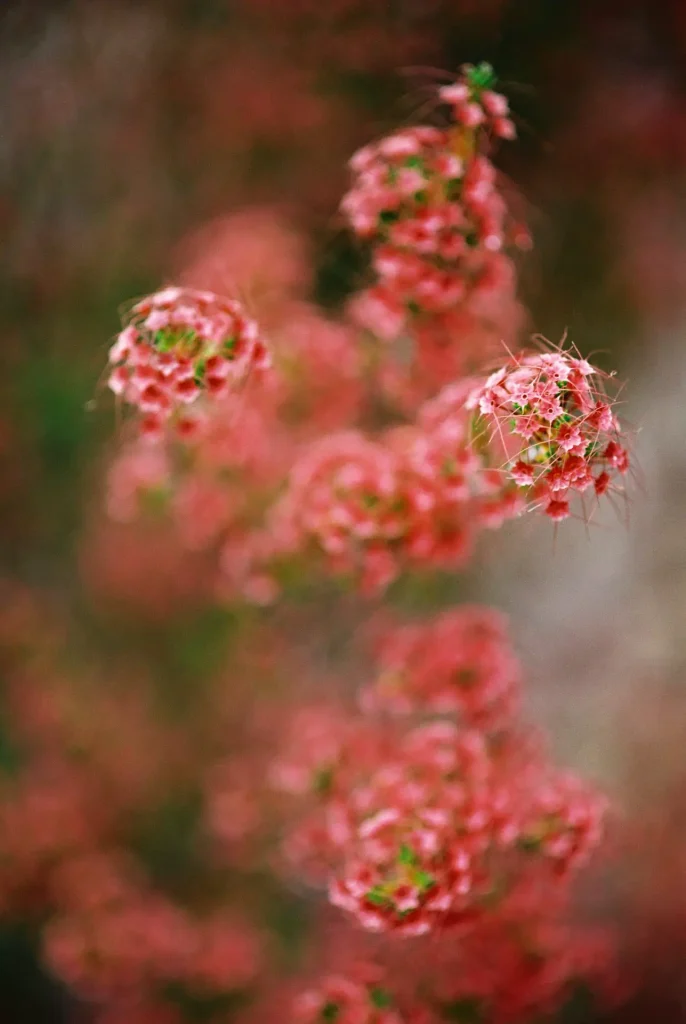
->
1, 0, 686, 1021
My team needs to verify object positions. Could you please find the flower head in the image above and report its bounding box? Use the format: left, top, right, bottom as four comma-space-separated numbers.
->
107, 287, 269, 436
465, 344, 630, 521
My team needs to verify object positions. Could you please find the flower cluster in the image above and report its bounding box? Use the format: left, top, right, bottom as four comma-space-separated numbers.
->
107, 286, 270, 439
327, 722, 605, 936
341, 63, 528, 403
45, 886, 261, 1003
466, 347, 630, 520
295, 972, 404, 1024
271, 599, 607, 947
438, 63, 517, 139
382, 884, 617, 1024
0, 592, 268, 1021
272, 428, 478, 594
273, 377, 533, 593
362, 606, 520, 727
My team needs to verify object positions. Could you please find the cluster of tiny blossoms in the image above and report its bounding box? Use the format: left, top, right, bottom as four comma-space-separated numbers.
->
361, 606, 521, 727
272, 610, 606, 943
272, 374, 531, 593
44, 875, 261, 1005
295, 972, 404, 1024
341, 62, 528, 401
271, 427, 483, 594
107, 286, 270, 439
290, 904, 616, 1024
267, 599, 611, 1020
327, 722, 605, 937
466, 347, 630, 521
0, 593, 266, 1022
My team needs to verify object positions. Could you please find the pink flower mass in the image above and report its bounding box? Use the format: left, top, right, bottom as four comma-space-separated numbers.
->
107, 287, 270, 440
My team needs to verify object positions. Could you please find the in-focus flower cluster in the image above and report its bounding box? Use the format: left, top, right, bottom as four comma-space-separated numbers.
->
107, 286, 270, 439
466, 347, 630, 521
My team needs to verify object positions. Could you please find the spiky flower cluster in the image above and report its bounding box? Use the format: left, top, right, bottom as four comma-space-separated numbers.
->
466, 348, 630, 520
107, 286, 270, 439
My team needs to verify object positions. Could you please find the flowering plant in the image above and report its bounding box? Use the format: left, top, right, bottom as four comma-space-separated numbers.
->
1, 61, 629, 1023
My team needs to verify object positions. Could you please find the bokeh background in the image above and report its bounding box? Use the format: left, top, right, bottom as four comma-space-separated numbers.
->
1, 0, 686, 1020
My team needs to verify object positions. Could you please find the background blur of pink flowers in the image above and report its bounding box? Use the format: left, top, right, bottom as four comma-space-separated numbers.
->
2, 1, 686, 1022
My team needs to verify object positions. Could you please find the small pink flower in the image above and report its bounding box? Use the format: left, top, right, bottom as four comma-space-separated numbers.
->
545, 498, 570, 521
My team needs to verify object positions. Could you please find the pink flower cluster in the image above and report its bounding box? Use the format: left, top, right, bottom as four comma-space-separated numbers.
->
289, 900, 615, 1024
271, 428, 479, 594
99, 246, 369, 603
341, 63, 528, 399
438, 63, 517, 138
362, 606, 520, 727
0, 593, 267, 1020
107, 286, 270, 439
272, 374, 533, 593
381, 883, 617, 1024
271, 603, 606, 943
295, 971, 404, 1024
327, 721, 604, 936
327, 722, 508, 936
45, 879, 261, 1003
466, 347, 630, 520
